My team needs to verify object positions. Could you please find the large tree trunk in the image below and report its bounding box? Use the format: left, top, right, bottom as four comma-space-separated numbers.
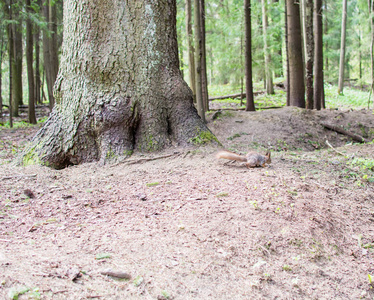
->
22, 0, 211, 169
185, 0, 196, 103
261, 0, 274, 95
313, 0, 323, 110
26, 0, 37, 124
244, 0, 255, 111
305, 0, 314, 109
337, 0, 347, 94
286, 0, 305, 108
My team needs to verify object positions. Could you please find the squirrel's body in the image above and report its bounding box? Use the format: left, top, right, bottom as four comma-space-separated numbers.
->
216, 150, 271, 168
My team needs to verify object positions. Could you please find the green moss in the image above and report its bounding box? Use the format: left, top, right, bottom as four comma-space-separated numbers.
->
22, 148, 41, 166
105, 147, 118, 160
189, 129, 220, 145
123, 150, 133, 157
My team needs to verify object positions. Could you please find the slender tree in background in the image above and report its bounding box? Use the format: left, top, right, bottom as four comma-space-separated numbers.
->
12, 2, 23, 115
0, 26, 4, 118
42, 0, 59, 109
286, 0, 305, 107
338, 0, 348, 94
200, 0, 209, 112
285, 0, 290, 106
314, 0, 323, 110
194, 0, 205, 121
34, 0, 42, 105
305, 0, 314, 109
26, 0, 36, 124
261, 0, 274, 95
5, 0, 14, 127
22, 0, 211, 169
185, 0, 196, 103
370, 0, 374, 106
244, 0, 255, 111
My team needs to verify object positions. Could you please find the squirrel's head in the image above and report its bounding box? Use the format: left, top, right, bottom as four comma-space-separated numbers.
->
265, 151, 271, 164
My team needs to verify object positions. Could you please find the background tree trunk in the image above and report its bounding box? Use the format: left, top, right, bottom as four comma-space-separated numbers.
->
0, 29, 4, 119
12, 8, 23, 115
42, 0, 59, 110
34, 0, 42, 105
338, 0, 347, 94
261, 0, 274, 95
314, 0, 323, 110
285, 0, 290, 106
244, 0, 255, 111
200, 0, 209, 112
369, 0, 374, 106
185, 0, 196, 103
26, 0, 37, 124
22, 0, 211, 169
286, 0, 305, 108
194, 0, 205, 121
305, 0, 314, 109
6, 0, 14, 127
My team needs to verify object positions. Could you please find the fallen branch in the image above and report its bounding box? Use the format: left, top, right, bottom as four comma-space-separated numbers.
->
320, 122, 369, 143
209, 91, 264, 101
325, 140, 345, 156
1, 174, 37, 181
209, 106, 283, 111
111, 152, 180, 167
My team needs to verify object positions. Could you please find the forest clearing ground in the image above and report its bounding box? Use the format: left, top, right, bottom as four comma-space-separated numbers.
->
0, 107, 374, 299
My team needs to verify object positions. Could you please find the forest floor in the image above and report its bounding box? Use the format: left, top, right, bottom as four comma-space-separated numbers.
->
0, 105, 374, 299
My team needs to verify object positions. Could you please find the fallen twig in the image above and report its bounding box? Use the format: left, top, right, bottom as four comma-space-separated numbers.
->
1, 174, 37, 181
325, 140, 345, 156
111, 152, 180, 167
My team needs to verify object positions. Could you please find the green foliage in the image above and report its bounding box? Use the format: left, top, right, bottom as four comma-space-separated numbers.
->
324, 84, 369, 109
8, 286, 30, 300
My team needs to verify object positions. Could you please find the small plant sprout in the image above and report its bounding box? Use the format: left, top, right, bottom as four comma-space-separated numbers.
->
282, 265, 292, 272
368, 274, 373, 287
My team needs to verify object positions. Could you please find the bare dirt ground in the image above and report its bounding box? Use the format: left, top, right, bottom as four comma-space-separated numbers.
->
1, 106, 374, 299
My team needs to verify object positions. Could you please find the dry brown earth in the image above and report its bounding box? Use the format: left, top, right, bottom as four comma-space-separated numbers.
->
0, 107, 374, 299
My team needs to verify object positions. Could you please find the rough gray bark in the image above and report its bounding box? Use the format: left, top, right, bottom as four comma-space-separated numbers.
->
314, 0, 323, 110
244, 0, 255, 111
286, 0, 305, 108
337, 0, 347, 94
22, 0, 211, 169
305, 0, 314, 109
185, 0, 196, 102
261, 0, 274, 95
26, 0, 37, 124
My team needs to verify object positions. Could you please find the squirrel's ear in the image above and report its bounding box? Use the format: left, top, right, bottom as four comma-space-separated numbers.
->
265, 151, 271, 158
